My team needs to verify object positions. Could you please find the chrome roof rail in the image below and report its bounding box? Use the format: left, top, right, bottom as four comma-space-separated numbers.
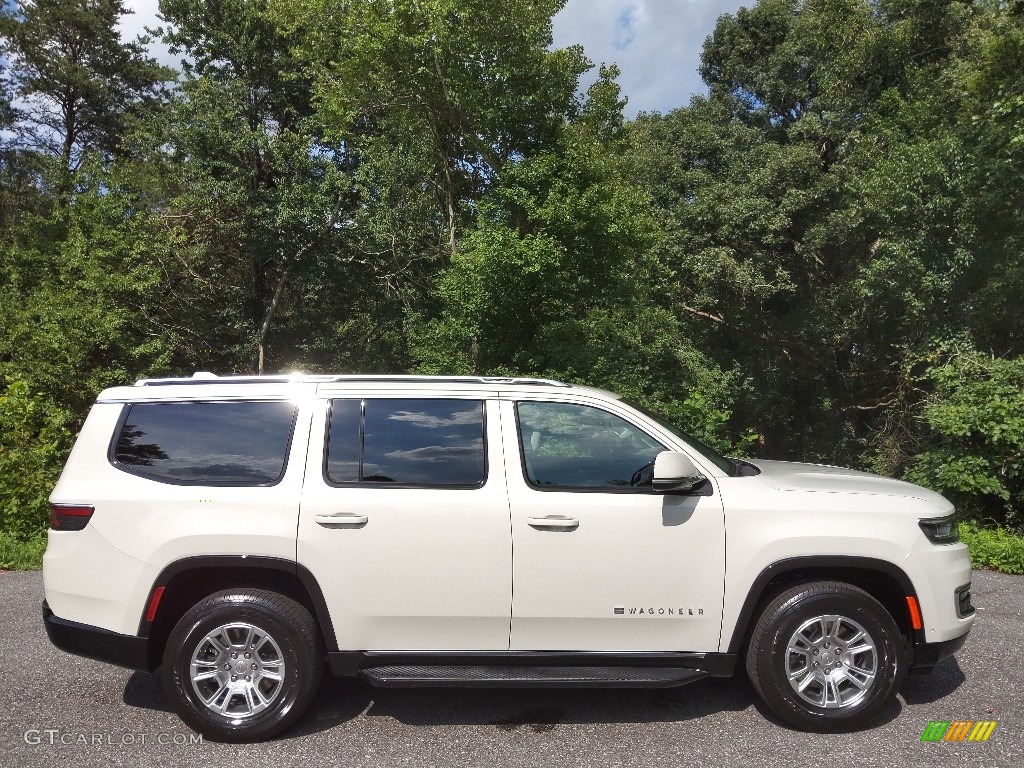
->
136, 373, 572, 388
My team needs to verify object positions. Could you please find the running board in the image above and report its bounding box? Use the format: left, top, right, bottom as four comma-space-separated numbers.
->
358, 665, 708, 688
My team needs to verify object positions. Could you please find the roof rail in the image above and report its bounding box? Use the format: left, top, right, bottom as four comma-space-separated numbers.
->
135, 373, 572, 388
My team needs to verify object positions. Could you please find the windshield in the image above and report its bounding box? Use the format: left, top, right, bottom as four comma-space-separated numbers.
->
622, 399, 737, 476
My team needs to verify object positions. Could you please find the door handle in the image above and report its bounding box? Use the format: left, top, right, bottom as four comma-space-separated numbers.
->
527, 516, 579, 531
315, 512, 368, 527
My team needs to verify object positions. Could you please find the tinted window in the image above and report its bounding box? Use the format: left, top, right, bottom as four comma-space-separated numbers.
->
326, 399, 485, 487
517, 401, 664, 489
325, 399, 360, 483
113, 401, 296, 485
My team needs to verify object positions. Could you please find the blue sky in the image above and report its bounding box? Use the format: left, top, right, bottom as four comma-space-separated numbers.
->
121, 0, 748, 118
552, 0, 748, 116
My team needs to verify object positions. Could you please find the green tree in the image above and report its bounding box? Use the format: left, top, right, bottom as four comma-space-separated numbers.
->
1, 0, 173, 176
146, 0, 382, 374
279, 0, 590, 259
413, 69, 742, 447
624, 0, 990, 464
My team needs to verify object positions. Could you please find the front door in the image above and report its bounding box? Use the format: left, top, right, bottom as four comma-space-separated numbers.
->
502, 397, 725, 652
299, 395, 511, 651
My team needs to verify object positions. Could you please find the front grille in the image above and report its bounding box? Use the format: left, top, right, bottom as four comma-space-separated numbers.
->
955, 584, 975, 618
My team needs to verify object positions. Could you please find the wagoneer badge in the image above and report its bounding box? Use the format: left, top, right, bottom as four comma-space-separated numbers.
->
614, 606, 704, 616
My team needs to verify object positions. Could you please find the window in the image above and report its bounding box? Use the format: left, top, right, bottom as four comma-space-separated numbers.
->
516, 401, 665, 490
111, 401, 297, 486
326, 399, 486, 487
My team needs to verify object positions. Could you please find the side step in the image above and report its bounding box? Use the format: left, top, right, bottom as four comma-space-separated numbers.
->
359, 665, 708, 689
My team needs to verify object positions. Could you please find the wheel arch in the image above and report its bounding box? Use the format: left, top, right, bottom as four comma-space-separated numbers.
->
140, 556, 337, 671
726, 556, 922, 656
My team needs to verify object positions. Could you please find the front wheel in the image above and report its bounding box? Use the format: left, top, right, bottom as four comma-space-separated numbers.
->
745, 581, 907, 732
162, 589, 323, 742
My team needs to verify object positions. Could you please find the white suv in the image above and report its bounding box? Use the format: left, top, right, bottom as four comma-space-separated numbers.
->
43, 374, 975, 741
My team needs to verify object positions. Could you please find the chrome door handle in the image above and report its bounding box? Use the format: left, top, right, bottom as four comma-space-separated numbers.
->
315, 512, 368, 527
527, 516, 579, 531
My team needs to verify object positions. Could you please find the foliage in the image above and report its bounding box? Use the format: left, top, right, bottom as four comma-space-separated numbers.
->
905, 350, 1024, 527
0, 0, 173, 172
0, 530, 47, 571
411, 69, 744, 449
278, 0, 589, 254
959, 523, 1024, 575
2, 0, 1024, 556
0, 159, 175, 410
0, 380, 71, 538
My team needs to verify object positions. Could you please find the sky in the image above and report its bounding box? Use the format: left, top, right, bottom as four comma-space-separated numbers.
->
118, 0, 749, 118
552, 0, 748, 116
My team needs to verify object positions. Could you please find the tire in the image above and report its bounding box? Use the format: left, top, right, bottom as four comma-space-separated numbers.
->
745, 581, 907, 732
161, 589, 324, 742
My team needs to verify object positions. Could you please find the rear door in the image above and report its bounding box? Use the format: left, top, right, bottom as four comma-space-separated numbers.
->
298, 393, 512, 651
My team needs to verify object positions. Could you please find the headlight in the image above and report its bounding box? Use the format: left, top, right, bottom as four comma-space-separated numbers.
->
919, 514, 959, 544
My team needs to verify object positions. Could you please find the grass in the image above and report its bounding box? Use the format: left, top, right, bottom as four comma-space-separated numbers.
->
0, 530, 46, 571
2, 524, 1023, 575
959, 523, 1024, 575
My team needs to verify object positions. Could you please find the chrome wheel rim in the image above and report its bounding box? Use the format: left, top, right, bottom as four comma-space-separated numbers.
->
189, 622, 286, 719
785, 614, 878, 709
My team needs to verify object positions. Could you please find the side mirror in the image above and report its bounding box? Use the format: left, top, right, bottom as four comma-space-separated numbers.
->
652, 451, 706, 494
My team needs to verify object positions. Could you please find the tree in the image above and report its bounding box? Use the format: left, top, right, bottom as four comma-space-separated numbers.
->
148, 0, 403, 374
278, 0, 590, 260
413, 69, 743, 448
0, 0, 173, 176
623, 0, 988, 464
0, 54, 15, 131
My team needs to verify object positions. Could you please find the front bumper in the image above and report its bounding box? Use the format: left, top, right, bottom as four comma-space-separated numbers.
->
43, 601, 151, 671
909, 631, 970, 675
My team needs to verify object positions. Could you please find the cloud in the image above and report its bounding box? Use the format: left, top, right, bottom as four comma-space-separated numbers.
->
553, 0, 749, 117
382, 406, 483, 428
613, 4, 641, 51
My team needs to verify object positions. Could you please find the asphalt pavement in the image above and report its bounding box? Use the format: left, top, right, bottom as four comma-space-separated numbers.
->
1, 569, 1020, 768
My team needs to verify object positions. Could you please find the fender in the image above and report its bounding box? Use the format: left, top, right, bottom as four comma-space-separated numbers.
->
138, 555, 338, 651
726, 555, 922, 654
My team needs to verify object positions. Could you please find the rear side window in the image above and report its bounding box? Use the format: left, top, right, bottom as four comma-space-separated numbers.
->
326, 399, 486, 487
111, 401, 297, 486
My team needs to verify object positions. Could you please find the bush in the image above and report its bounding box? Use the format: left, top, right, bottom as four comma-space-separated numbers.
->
904, 350, 1024, 528
959, 523, 1024, 575
0, 530, 47, 570
0, 379, 72, 538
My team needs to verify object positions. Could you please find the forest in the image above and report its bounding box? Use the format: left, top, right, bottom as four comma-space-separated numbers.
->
1, 0, 1023, 554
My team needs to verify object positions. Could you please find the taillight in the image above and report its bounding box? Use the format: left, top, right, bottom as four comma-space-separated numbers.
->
50, 504, 95, 531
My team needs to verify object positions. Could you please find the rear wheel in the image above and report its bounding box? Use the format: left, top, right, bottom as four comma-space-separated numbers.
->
162, 589, 323, 742
745, 581, 906, 731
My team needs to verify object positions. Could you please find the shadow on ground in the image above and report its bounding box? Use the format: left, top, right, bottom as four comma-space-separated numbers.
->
900, 658, 966, 705
289, 675, 756, 739
121, 656, 966, 740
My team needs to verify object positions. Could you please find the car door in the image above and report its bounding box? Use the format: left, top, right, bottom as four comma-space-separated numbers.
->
298, 393, 512, 651
501, 397, 726, 652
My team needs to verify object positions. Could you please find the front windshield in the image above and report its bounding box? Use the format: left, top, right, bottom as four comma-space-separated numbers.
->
622, 399, 737, 476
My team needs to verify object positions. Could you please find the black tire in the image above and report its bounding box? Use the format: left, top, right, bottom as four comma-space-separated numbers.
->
745, 581, 907, 732
161, 589, 323, 742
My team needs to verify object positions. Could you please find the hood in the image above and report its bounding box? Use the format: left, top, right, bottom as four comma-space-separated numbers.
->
748, 459, 952, 510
